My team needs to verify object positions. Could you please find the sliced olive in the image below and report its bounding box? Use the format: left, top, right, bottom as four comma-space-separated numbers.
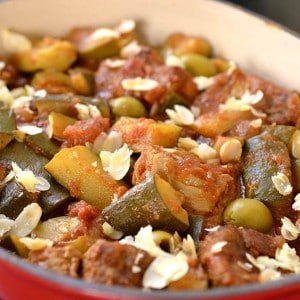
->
224, 198, 273, 233
181, 53, 217, 77
110, 96, 146, 118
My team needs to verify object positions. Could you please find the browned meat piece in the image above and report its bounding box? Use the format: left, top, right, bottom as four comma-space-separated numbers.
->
238, 227, 285, 257
62, 116, 110, 147
28, 245, 81, 278
82, 239, 153, 287
199, 225, 259, 287
132, 146, 239, 227
95, 47, 197, 104
194, 68, 300, 127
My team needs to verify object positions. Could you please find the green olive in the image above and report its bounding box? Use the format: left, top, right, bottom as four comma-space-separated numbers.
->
111, 96, 146, 118
223, 198, 273, 233
181, 53, 217, 77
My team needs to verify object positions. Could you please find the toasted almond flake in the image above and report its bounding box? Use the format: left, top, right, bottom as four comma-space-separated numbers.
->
0, 84, 14, 107
226, 60, 237, 75
205, 225, 221, 232
75, 103, 101, 120
91, 161, 98, 167
1, 29, 32, 54
97, 131, 123, 153
219, 139, 242, 164
241, 90, 264, 105
0, 61, 5, 71
121, 77, 159, 91
132, 265, 142, 273
193, 76, 215, 91
46, 114, 54, 138
190, 105, 201, 118
165, 55, 185, 68
249, 106, 267, 118
271, 172, 293, 196
292, 193, 300, 211
121, 40, 142, 58
182, 235, 197, 259
102, 222, 123, 240
211, 241, 228, 253
0, 170, 14, 186
120, 225, 165, 257
291, 131, 300, 159
275, 243, 300, 273
10, 95, 31, 110
178, 137, 198, 150
90, 28, 119, 41
10, 203, 42, 237
103, 58, 126, 69
19, 237, 53, 250
190, 143, 218, 163
16, 124, 43, 135
166, 105, 194, 126
259, 268, 281, 282
281, 217, 300, 241
237, 260, 253, 272
220, 90, 264, 114
11, 162, 50, 193
100, 143, 132, 180
142, 252, 188, 289
250, 118, 263, 128
0, 215, 15, 237
116, 19, 136, 34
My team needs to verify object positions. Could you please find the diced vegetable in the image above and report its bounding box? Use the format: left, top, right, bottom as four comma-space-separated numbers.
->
45, 145, 127, 210
0, 141, 70, 218
24, 132, 59, 159
0, 109, 15, 150
102, 174, 189, 235
112, 117, 182, 152
12, 38, 77, 72
48, 112, 76, 139
242, 134, 293, 221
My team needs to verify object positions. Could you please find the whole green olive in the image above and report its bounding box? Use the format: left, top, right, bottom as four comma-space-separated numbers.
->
223, 198, 273, 233
111, 96, 146, 118
181, 53, 217, 77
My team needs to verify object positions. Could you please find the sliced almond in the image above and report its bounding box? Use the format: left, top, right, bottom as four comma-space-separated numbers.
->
121, 77, 159, 91
219, 139, 242, 164
271, 172, 293, 196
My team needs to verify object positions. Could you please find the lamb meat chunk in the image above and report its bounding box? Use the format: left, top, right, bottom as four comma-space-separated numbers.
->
95, 47, 197, 105
199, 225, 259, 287
238, 227, 285, 257
133, 146, 239, 227
28, 245, 81, 278
82, 239, 153, 287
194, 68, 300, 127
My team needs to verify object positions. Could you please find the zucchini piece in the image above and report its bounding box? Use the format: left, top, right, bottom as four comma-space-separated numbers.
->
24, 132, 59, 159
112, 117, 182, 152
292, 159, 300, 193
0, 109, 16, 150
0, 141, 70, 218
45, 145, 126, 210
185, 215, 204, 250
262, 125, 297, 146
0, 235, 29, 258
33, 94, 110, 118
48, 112, 76, 139
102, 174, 189, 235
242, 134, 293, 220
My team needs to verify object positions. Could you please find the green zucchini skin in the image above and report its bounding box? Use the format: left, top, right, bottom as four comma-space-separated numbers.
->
242, 134, 293, 221
261, 125, 296, 146
102, 174, 189, 235
24, 132, 59, 159
0, 141, 70, 218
